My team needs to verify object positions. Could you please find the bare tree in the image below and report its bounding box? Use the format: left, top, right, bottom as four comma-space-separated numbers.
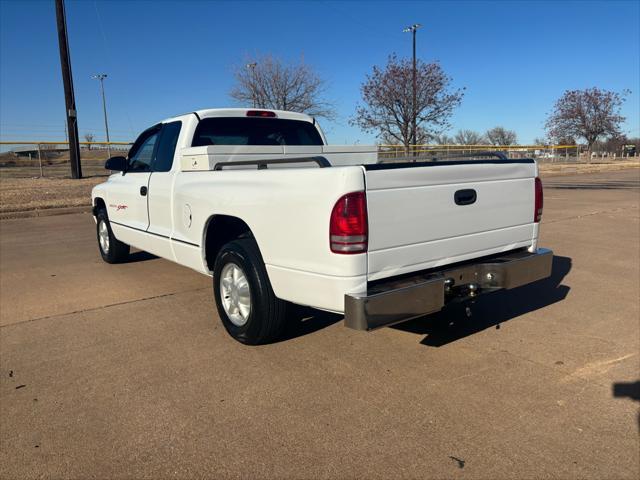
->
595, 135, 639, 155
486, 126, 517, 145
453, 129, 487, 145
351, 54, 464, 152
230, 54, 336, 119
545, 87, 629, 156
431, 133, 455, 144
84, 132, 95, 150
381, 126, 433, 146
533, 136, 549, 146
555, 136, 576, 146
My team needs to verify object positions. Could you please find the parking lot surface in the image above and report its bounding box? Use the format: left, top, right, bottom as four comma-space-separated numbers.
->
1, 169, 638, 479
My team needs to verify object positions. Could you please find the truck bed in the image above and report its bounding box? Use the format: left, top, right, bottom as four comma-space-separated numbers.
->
178, 149, 540, 286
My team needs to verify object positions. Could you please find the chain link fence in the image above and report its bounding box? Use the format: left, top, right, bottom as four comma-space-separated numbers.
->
1, 142, 637, 178
377, 144, 638, 163
0, 142, 131, 178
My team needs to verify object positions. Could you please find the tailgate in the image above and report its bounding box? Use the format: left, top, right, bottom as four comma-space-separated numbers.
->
365, 160, 538, 281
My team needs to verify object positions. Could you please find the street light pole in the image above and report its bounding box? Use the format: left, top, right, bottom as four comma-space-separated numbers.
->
92, 73, 111, 159
246, 62, 257, 108
403, 23, 421, 155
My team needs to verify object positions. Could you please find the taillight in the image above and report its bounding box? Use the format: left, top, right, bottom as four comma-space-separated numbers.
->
246, 110, 276, 117
330, 191, 368, 254
534, 177, 543, 223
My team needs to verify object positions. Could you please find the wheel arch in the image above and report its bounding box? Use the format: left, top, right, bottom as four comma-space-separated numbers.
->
93, 197, 106, 216
202, 214, 260, 273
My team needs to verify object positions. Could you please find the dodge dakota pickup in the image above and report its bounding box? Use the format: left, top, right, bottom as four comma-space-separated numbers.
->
92, 108, 552, 344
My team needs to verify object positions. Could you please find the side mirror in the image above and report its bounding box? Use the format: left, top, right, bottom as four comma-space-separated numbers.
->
105, 156, 128, 172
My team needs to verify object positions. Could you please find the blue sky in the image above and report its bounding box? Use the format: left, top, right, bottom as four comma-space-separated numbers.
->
1, 0, 638, 144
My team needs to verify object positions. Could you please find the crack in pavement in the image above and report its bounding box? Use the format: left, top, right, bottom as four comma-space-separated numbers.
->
544, 204, 639, 225
0, 287, 210, 330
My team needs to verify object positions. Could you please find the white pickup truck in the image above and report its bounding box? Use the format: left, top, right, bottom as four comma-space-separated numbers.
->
92, 108, 552, 344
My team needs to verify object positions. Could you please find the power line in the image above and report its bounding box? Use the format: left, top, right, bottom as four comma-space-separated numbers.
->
93, 0, 136, 138
320, 1, 405, 42
0, 125, 134, 134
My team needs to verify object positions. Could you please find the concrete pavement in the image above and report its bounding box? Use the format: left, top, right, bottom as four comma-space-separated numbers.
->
1, 170, 638, 479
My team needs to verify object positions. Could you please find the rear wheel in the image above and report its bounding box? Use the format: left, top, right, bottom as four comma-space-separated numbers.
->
213, 238, 286, 345
96, 209, 130, 263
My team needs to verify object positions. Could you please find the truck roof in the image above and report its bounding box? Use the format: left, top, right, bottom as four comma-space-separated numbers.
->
157, 107, 326, 145
189, 108, 315, 123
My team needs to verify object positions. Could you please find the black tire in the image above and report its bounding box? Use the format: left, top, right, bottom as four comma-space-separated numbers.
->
96, 209, 130, 264
213, 238, 286, 345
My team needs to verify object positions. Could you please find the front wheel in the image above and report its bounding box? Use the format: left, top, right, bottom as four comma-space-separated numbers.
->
213, 238, 286, 345
96, 209, 130, 263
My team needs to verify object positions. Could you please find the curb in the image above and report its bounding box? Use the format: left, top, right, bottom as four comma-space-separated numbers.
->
0, 205, 92, 220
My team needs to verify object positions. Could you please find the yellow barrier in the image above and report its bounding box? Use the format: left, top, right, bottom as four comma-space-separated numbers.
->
1, 142, 575, 155
377, 144, 580, 159
379, 144, 577, 149
2, 141, 570, 148
0, 141, 132, 145
379, 144, 578, 155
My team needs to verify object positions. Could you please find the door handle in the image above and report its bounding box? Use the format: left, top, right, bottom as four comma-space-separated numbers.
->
140, 186, 148, 196
454, 189, 476, 205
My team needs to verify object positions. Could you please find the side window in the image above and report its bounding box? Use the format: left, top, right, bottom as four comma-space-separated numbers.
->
152, 122, 182, 172
128, 130, 159, 172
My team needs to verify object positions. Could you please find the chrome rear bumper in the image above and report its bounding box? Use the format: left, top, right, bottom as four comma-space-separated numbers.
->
344, 248, 553, 331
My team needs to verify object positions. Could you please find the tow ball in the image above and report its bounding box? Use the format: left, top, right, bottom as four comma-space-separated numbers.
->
465, 284, 479, 317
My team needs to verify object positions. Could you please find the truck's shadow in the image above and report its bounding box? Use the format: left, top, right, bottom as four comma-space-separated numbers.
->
280, 255, 571, 345
126, 251, 158, 263
281, 305, 343, 341
392, 255, 572, 347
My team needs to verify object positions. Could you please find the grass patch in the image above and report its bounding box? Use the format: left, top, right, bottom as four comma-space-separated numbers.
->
0, 176, 106, 213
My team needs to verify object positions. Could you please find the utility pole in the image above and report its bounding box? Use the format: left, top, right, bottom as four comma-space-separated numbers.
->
403, 23, 421, 155
55, 0, 82, 179
92, 74, 111, 159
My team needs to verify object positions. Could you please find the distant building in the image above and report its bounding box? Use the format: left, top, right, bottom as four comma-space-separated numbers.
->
11, 146, 69, 157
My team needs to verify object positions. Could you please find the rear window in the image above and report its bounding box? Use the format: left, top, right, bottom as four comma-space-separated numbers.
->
192, 117, 323, 147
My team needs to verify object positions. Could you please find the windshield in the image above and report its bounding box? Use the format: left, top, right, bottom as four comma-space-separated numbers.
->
192, 117, 323, 147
